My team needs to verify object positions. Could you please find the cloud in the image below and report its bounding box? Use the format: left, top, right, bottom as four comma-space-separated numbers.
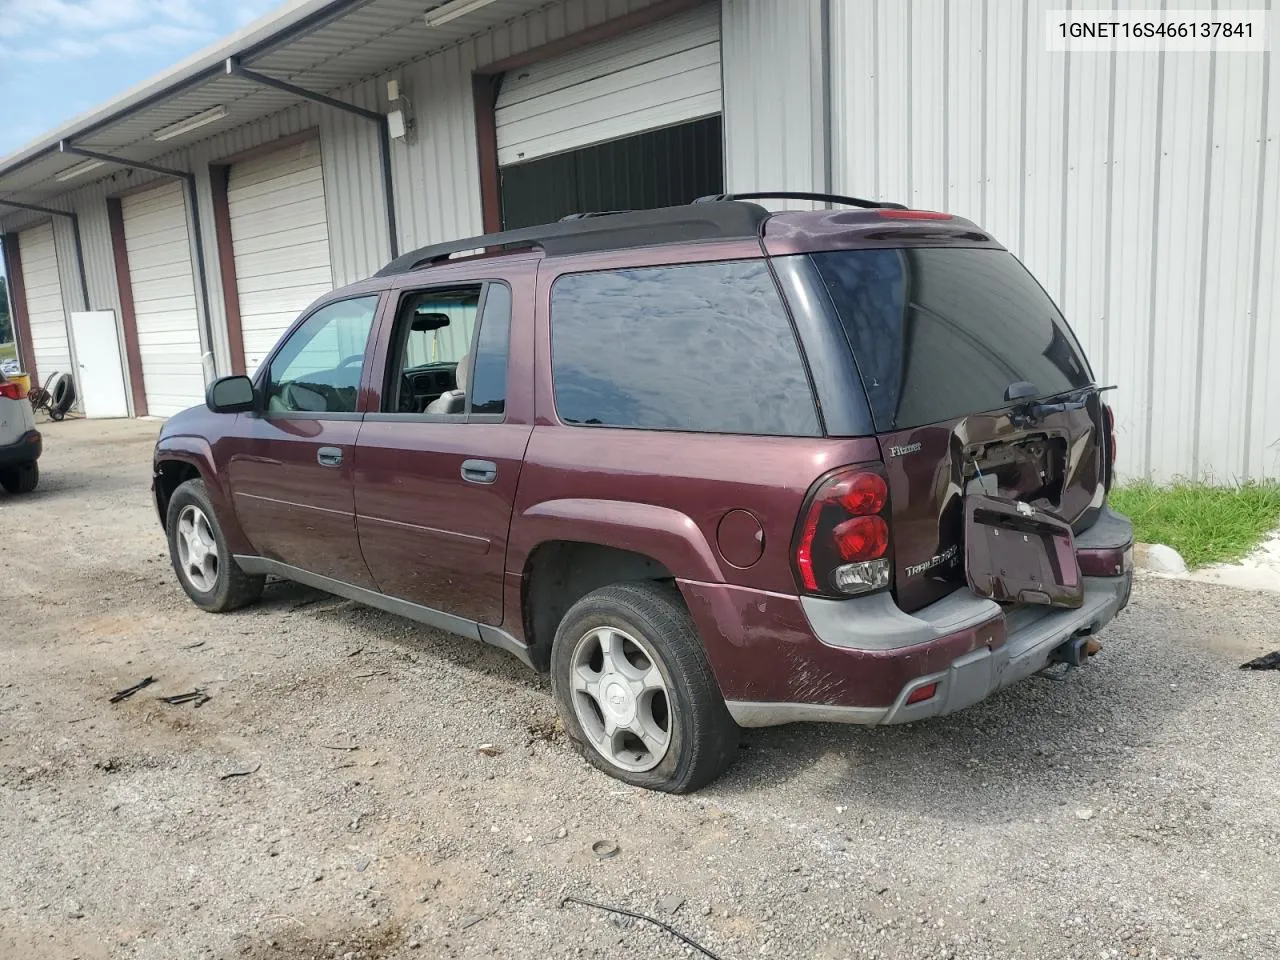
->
0, 0, 220, 59
232, 0, 289, 28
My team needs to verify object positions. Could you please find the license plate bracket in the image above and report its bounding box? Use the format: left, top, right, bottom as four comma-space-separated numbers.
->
964, 494, 1083, 608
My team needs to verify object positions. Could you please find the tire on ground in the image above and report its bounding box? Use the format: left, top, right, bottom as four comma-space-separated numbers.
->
0, 461, 39, 494
550, 580, 739, 793
165, 478, 265, 613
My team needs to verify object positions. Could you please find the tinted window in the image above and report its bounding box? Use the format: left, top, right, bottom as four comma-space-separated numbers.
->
470, 282, 511, 415
550, 260, 820, 436
266, 296, 379, 414
812, 248, 1092, 432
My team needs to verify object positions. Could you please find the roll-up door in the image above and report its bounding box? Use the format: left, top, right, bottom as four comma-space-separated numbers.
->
227, 139, 334, 373
17, 222, 71, 382
495, 5, 722, 166
121, 181, 206, 417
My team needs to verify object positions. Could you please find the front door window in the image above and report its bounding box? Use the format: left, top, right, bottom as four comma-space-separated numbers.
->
265, 295, 380, 414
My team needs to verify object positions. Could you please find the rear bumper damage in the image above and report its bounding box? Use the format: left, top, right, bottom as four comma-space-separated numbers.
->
717, 506, 1133, 728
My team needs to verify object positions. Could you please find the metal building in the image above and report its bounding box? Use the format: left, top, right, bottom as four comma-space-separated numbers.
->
0, 0, 1274, 481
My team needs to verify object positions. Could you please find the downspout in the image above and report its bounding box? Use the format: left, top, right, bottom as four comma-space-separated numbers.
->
225, 58, 399, 259
820, 0, 834, 200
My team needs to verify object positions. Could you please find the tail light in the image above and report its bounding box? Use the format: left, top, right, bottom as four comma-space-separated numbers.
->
793, 465, 893, 598
0, 381, 24, 400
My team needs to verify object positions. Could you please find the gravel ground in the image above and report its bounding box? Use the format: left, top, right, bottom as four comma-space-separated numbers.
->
1, 418, 1278, 960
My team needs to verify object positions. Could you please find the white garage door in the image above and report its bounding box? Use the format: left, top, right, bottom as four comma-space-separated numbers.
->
495, 5, 722, 166
18, 222, 71, 382
121, 181, 206, 417
227, 139, 334, 374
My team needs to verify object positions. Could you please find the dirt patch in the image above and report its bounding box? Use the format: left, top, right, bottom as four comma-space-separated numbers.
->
229, 924, 406, 960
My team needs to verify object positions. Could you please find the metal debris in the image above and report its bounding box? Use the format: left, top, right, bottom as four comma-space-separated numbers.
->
219, 762, 261, 780
159, 688, 210, 707
109, 677, 155, 703
591, 839, 620, 860
658, 894, 685, 914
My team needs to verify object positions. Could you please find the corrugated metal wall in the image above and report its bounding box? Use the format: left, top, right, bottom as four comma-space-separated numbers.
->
830, 0, 1278, 482
721, 0, 826, 201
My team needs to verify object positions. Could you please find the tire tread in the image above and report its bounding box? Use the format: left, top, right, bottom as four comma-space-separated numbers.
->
551, 580, 738, 793
166, 478, 265, 612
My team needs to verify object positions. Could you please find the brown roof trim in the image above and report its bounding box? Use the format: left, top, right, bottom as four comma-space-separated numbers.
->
2, 232, 38, 384
209, 163, 247, 376
472, 0, 711, 230
475, 0, 709, 76
105, 198, 149, 416
213, 128, 321, 169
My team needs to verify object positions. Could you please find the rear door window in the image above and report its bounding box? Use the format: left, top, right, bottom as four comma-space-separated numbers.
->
550, 260, 820, 436
811, 248, 1092, 431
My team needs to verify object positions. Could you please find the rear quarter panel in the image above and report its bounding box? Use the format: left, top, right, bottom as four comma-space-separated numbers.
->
509, 428, 882, 592
510, 242, 882, 593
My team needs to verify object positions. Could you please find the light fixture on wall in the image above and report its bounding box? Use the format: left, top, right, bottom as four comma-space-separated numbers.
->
386, 79, 415, 143
54, 158, 104, 182
153, 105, 229, 142
423, 0, 499, 28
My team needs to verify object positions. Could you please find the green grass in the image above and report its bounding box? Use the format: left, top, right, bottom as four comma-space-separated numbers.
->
0, 341, 15, 363
1109, 480, 1280, 569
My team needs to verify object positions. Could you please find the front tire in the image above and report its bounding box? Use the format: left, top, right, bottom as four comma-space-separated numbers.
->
166, 478, 264, 612
550, 581, 739, 793
0, 461, 38, 493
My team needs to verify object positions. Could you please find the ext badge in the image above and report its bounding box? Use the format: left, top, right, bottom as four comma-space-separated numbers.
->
888, 442, 922, 458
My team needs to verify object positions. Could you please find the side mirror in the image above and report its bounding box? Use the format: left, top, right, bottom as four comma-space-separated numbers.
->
206, 375, 256, 413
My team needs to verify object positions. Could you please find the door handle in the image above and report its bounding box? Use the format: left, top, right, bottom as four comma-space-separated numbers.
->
461, 459, 498, 484
317, 446, 343, 467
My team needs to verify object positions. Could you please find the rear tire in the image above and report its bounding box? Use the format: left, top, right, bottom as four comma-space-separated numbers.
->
0, 461, 38, 494
166, 478, 265, 612
550, 581, 739, 793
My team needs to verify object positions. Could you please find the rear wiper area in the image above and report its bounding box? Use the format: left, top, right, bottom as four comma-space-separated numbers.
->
1004, 381, 1112, 427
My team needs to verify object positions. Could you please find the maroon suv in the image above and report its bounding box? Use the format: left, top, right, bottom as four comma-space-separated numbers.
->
153, 193, 1133, 793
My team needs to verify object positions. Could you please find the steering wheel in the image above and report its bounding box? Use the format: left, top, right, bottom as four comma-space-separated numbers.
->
399, 372, 418, 413
337, 354, 364, 368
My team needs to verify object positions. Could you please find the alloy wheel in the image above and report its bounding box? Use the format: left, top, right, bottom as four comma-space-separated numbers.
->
569, 626, 672, 773
176, 504, 219, 593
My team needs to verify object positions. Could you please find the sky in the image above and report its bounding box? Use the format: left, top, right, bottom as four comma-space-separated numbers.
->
0, 0, 290, 158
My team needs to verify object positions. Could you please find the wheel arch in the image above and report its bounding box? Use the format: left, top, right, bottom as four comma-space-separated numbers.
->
153, 437, 253, 556
520, 539, 683, 672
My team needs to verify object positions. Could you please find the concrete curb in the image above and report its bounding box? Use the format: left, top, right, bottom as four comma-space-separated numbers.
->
1132, 534, 1280, 594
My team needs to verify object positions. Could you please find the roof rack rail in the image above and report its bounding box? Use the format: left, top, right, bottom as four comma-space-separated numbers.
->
375, 201, 769, 277
694, 191, 909, 211
558, 210, 631, 220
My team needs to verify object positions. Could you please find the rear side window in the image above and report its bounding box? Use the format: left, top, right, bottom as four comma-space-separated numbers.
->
812, 248, 1092, 432
470, 282, 511, 415
550, 260, 820, 436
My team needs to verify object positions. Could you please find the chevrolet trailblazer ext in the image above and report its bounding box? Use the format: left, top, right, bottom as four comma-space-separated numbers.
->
153, 194, 1133, 792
